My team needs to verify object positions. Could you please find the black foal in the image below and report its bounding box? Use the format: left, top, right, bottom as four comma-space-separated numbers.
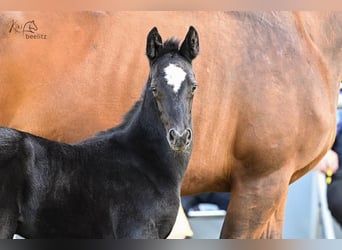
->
0, 26, 199, 238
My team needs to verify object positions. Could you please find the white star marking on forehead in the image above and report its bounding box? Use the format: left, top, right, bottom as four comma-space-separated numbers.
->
164, 64, 187, 93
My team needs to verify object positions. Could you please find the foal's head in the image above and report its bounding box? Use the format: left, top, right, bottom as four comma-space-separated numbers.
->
145, 26, 199, 152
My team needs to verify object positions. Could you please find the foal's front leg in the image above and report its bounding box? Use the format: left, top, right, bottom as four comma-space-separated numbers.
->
116, 218, 160, 239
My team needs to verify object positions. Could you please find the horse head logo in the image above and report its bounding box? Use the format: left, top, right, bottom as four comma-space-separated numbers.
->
23, 20, 38, 34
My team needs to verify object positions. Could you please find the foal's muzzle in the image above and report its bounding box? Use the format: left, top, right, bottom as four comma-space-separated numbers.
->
167, 128, 192, 151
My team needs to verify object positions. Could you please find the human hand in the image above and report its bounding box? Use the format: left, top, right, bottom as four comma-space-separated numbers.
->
316, 149, 339, 174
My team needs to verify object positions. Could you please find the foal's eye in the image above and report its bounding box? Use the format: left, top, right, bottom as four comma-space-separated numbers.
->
191, 84, 198, 93
151, 86, 158, 96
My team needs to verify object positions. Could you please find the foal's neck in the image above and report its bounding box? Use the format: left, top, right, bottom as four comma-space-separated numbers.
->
127, 94, 169, 153
123, 89, 191, 183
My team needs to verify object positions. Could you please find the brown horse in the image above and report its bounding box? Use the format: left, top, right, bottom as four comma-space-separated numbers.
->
1, 11, 341, 238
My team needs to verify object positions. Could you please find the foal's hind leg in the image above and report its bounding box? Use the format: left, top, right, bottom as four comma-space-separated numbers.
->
220, 167, 291, 239
0, 182, 19, 239
0, 208, 19, 239
0, 128, 23, 238
0, 175, 20, 238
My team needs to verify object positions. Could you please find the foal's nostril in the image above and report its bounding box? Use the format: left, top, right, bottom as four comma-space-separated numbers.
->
167, 128, 192, 150
169, 129, 176, 143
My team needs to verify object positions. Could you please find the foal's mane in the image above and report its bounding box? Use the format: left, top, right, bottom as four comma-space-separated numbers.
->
93, 100, 142, 138
115, 100, 142, 130
158, 38, 180, 57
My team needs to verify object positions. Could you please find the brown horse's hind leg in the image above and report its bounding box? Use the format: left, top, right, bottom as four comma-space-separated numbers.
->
220, 168, 291, 239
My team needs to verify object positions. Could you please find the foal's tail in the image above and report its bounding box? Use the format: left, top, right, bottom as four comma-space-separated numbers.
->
0, 127, 23, 166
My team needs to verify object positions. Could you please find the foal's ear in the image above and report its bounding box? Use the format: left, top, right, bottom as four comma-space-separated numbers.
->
146, 27, 163, 61
180, 26, 199, 62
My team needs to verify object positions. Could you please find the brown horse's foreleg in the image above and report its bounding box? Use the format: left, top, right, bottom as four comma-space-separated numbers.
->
220, 169, 291, 239
259, 191, 288, 238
